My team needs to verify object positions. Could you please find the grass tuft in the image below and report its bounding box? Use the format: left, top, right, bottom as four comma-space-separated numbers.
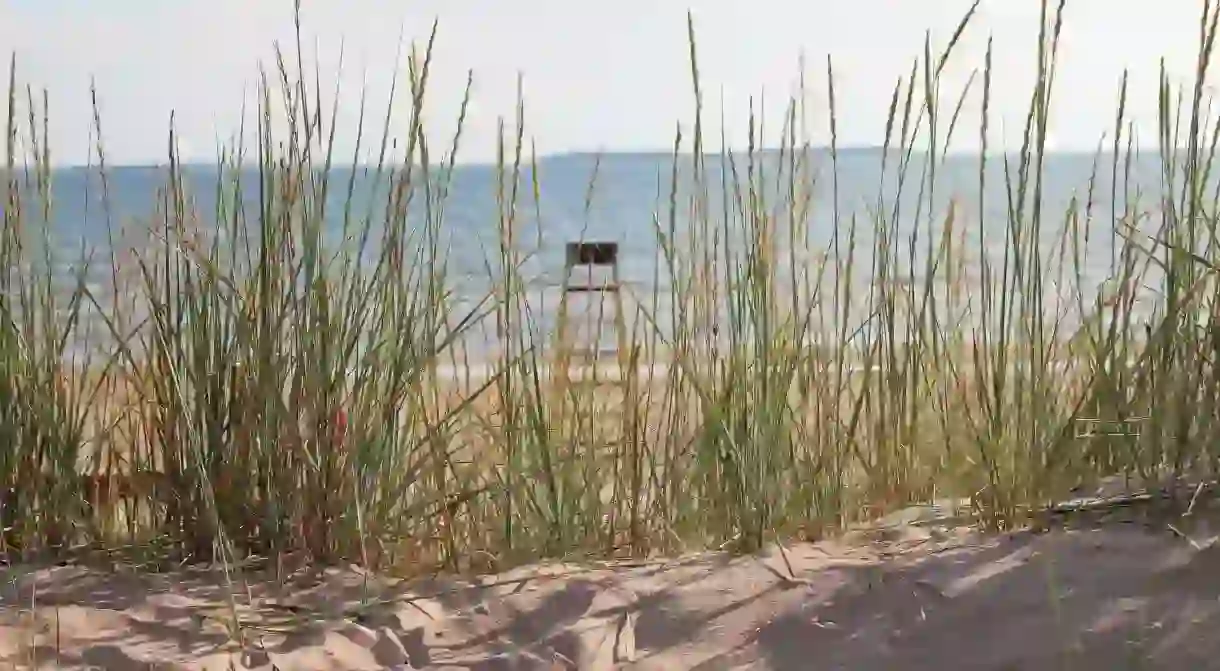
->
4, 0, 1220, 576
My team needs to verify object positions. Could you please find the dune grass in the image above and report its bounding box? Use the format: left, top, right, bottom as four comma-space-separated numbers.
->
3, 0, 1220, 577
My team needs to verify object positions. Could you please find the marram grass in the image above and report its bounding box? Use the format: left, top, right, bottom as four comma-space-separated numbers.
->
3, 0, 1220, 575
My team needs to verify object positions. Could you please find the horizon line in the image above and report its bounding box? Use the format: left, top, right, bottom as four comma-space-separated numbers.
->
33, 144, 1195, 171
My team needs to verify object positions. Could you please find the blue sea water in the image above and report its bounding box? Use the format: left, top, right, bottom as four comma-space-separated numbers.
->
2, 149, 1199, 358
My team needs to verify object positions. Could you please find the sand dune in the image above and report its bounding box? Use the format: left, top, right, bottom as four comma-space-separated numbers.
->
5, 492, 1220, 670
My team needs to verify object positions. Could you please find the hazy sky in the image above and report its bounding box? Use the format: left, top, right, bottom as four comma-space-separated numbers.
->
0, 0, 1210, 166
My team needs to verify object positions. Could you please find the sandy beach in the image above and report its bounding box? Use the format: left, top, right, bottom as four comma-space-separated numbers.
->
5, 483, 1220, 670
7, 0, 1220, 668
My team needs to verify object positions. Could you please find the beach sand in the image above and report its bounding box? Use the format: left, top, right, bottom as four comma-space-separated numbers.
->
5, 489, 1220, 670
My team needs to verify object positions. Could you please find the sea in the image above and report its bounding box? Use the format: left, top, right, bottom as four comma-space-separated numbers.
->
2, 149, 1199, 361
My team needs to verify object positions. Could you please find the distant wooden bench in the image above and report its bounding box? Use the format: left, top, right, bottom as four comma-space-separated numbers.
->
1073, 416, 1147, 439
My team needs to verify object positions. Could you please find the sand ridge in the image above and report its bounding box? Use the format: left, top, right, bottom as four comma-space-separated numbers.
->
4, 494, 1220, 669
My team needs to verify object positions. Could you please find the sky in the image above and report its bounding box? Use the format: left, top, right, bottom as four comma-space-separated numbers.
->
0, 0, 1211, 166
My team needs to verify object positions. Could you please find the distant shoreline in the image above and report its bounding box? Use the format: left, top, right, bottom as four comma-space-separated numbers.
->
34, 146, 1178, 172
